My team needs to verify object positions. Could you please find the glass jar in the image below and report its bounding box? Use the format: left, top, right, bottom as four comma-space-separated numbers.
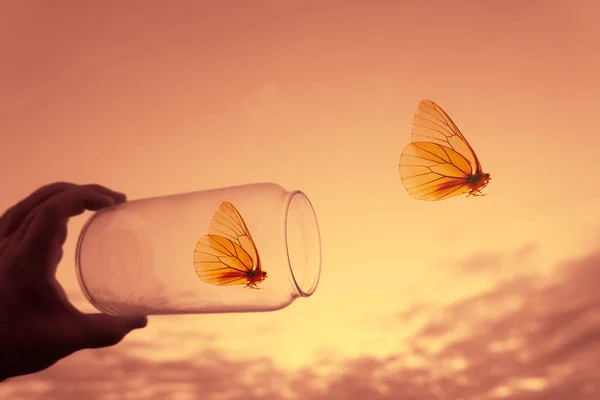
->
75, 182, 321, 316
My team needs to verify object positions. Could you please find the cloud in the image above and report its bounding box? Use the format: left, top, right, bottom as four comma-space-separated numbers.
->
510, 242, 539, 261
1, 349, 289, 400
454, 241, 539, 274
3, 249, 600, 399
457, 251, 505, 273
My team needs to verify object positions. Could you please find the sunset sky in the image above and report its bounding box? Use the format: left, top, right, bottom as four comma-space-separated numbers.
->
1, 1, 600, 399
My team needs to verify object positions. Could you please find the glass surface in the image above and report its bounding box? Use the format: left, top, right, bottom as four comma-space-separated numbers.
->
75, 182, 321, 316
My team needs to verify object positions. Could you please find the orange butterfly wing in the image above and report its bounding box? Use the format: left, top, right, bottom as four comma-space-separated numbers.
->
193, 202, 263, 287
399, 100, 486, 201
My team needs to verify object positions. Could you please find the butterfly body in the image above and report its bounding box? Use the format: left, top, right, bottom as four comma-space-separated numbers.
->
194, 202, 267, 289
465, 171, 491, 196
244, 268, 267, 289
399, 100, 491, 201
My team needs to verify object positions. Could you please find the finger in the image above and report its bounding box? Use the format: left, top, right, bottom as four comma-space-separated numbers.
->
12, 211, 68, 281
78, 184, 128, 204
1, 183, 127, 239
17, 184, 126, 243
0, 182, 76, 237
17, 187, 120, 266
75, 313, 148, 349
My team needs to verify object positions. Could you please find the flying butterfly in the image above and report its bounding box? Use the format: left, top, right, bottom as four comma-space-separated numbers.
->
399, 100, 491, 201
194, 201, 267, 289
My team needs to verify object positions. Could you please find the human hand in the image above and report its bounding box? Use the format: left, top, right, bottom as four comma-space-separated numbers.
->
0, 183, 148, 382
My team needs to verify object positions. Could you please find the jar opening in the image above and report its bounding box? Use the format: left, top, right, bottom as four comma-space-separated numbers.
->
284, 191, 321, 297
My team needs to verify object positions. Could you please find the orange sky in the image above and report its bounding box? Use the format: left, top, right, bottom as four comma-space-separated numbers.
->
1, 1, 600, 399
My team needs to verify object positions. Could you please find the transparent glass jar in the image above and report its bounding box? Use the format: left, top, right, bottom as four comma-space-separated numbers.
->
75, 182, 321, 316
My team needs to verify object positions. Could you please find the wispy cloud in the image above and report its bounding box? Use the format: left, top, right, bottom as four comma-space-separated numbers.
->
457, 251, 505, 273
3, 249, 599, 399
453, 241, 539, 275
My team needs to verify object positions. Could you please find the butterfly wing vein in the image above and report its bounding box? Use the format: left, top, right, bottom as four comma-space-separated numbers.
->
399, 100, 485, 201
194, 202, 260, 286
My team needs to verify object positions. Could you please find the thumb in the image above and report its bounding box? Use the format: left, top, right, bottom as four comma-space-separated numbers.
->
77, 313, 148, 349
